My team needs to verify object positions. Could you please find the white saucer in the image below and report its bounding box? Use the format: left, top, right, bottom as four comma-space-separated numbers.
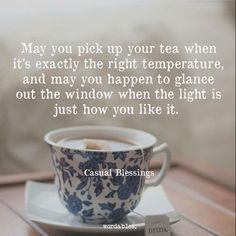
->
25, 181, 180, 233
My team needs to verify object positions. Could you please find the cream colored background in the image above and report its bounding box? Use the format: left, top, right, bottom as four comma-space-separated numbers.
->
0, 1, 235, 182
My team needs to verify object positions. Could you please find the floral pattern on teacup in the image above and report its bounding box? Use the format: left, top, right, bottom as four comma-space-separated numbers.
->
49, 145, 152, 223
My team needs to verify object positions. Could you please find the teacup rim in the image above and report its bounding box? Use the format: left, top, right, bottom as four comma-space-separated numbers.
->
44, 126, 157, 152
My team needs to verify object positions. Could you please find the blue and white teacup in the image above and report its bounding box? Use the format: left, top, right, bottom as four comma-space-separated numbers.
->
44, 126, 171, 224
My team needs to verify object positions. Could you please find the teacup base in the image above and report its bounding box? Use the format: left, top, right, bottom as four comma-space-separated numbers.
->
68, 211, 130, 224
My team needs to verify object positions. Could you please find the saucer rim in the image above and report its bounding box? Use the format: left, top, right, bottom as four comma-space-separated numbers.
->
25, 181, 181, 233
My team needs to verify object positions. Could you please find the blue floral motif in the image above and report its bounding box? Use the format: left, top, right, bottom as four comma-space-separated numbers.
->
98, 202, 129, 222
127, 178, 140, 194
109, 208, 126, 222
77, 156, 105, 198
117, 184, 132, 200
75, 150, 107, 162
79, 160, 99, 172
61, 148, 75, 160
105, 173, 124, 198
59, 158, 69, 168
90, 152, 107, 163
99, 202, 116, 211
76, 175, 89, 191
111, 172, 124, 186
112, 151, 129, 161
64, 192, 82, 214
54, 157, 76, 186
128, 150, 144, 164
94, 177, 104, 197
107, 162, 117, 169
126, 165, 141, 194
82, 208, 94, 218
63, 190, 93, 221
104, 164, 142, 199
76, 152, 118, 198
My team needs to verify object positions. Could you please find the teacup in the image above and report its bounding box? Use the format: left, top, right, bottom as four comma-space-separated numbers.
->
44, 126, 171, 224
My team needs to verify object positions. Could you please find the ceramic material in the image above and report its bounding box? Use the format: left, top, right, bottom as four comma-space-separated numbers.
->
44, 126, 171, 223
25, 181, 180, 233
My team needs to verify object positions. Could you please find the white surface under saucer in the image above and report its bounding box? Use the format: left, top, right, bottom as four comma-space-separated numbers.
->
25, 181, 180, 233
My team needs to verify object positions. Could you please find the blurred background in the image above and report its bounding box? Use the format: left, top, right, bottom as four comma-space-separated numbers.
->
0, 0, 235, 188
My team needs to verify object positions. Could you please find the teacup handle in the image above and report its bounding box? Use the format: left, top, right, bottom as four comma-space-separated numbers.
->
145, 143, 171, 187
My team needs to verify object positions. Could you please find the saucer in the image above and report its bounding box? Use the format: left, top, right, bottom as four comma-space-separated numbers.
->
25, 181, 180, 233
